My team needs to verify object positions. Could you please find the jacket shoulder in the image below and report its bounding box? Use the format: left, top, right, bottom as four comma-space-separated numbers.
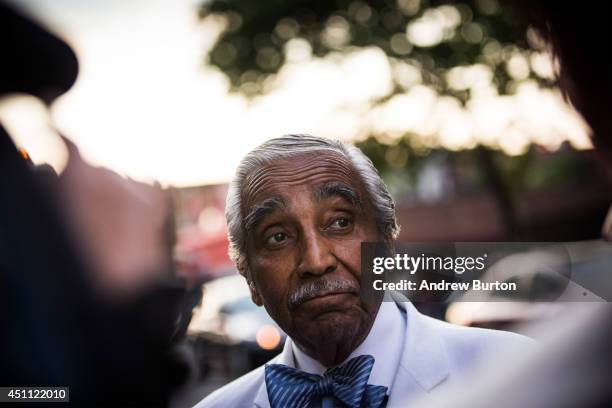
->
425, 314, 533, 369
193, 364, 266, 408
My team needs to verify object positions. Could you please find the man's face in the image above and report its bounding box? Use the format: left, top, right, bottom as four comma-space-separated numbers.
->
242, 151, 382, 366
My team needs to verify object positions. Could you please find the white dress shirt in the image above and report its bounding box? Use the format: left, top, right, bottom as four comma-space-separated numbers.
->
291, 300, 406, 394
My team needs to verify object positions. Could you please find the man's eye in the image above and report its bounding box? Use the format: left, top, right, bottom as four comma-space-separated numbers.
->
266, 232, 288, 246
330, 217, 351, 229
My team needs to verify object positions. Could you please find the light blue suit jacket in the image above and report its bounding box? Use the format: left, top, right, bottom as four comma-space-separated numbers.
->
194, 301, 529, 408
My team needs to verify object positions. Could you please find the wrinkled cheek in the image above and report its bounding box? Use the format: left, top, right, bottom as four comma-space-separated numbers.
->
251, 258, 295, 327
256, 286, 289, 329
334, 240, 364, 276
256, 280, 286, 317
252, 257, 294, 291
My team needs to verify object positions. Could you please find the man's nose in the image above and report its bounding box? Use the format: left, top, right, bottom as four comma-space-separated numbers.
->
296, 231, 337, 278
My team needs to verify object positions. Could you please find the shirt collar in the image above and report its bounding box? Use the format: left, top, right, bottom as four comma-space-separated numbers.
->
290, 300, 405, 392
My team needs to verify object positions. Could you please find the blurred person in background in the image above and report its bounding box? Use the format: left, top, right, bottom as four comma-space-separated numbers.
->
0, 3, 191, 406
194, 134, 529, 408
409, 1, 612, 407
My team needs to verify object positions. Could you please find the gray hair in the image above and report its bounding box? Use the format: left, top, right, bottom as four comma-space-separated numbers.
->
225, 134, 400, 276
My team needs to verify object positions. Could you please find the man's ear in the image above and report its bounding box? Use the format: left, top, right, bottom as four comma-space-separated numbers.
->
247, 278, 263, 306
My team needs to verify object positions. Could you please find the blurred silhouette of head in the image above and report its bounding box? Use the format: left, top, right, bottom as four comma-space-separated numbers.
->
520, 1, 611, 167
519, 1, 612, 238
0, 3, 78, 104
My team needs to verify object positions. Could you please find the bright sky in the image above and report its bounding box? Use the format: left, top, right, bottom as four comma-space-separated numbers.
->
0, 0, 592, 187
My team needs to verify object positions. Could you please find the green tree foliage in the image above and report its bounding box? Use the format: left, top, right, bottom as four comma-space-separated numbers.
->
197, 0, 601, 241
198, 0, 554, 100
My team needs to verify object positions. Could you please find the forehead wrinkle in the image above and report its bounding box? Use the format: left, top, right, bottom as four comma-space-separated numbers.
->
243, 152, 356, 206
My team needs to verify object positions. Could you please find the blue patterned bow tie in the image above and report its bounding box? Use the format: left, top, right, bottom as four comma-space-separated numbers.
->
265, 354, 388, 408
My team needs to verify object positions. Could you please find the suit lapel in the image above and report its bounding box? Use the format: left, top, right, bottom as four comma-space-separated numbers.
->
387, 300, 450, 407
253, 337, 296, 408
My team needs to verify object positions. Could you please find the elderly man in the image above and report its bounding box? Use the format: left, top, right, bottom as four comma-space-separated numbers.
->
195, 134, 527, 408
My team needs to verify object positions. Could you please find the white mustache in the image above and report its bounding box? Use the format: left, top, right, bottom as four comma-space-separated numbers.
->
288, 278, 359, 310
